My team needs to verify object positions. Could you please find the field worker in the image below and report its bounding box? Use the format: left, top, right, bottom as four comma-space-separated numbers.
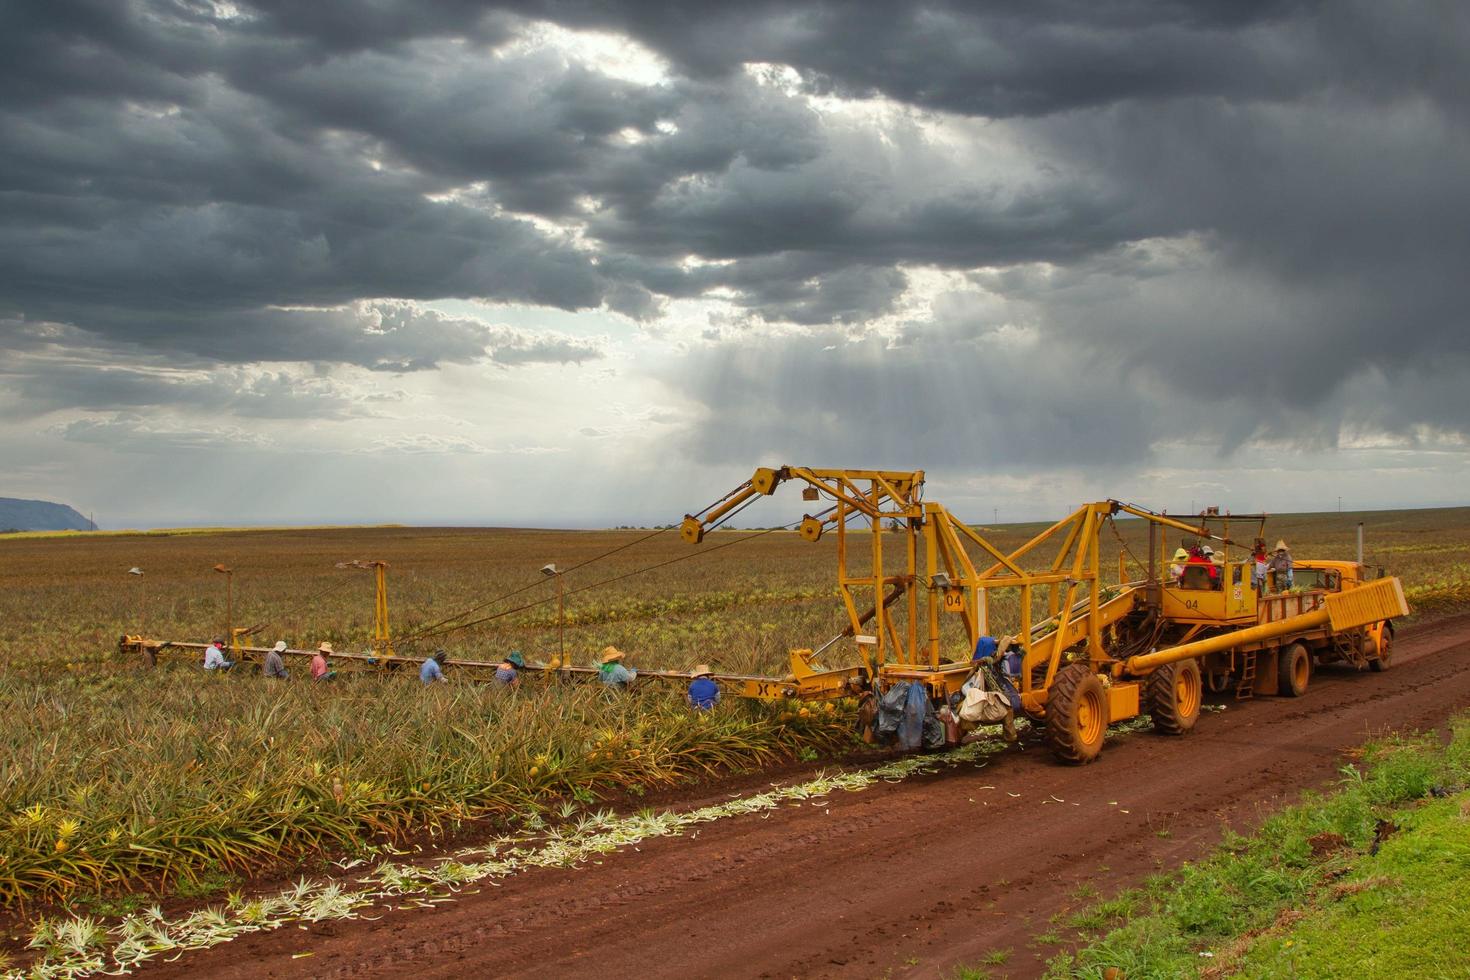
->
203, 638, 234, 671
971, 635, 999, 663
1268, 540, 1294, 592
1252, 540, 1269, 592
598, 646, 637, 689
263, 640, 289, 679
494, 651, 525, 687
311, 642, 336, 681
687, 664, 720, 710
420, 648, 449, 684
960, 637, 1019, 741
1169, 548, 1189, 582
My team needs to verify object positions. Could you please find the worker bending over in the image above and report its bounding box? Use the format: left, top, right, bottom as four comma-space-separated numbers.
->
598, 646, 637, 688
687, 665, 720, 709
311, 642, 337, 681
494, 651, 524, 686
203, 638, 234, 671
420, 649, 448, 684
958, 635, 1019, 742
263, 640, 289, 679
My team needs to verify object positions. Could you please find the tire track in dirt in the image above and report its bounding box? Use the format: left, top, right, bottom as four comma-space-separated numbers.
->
141, 617, 1470, 980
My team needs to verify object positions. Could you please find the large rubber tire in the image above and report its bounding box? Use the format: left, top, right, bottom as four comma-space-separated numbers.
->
1369, 626, 1393, 672
1146, 658, 1203, 735
1046, 663, 1109, 765
1278, 642, 1311, 697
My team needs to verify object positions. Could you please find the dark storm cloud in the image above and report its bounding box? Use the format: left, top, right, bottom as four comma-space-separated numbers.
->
0, 357, 370, 422
3, 0, 1468, 460
0, 306, 600, 420
665, 314, 1158, 470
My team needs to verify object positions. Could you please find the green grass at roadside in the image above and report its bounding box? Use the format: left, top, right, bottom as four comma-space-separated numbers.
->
1233, 794, 1470, 978
1024, 712, 1470, 979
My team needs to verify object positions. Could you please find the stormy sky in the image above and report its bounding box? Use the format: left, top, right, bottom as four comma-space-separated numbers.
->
3, 0, 1468, 528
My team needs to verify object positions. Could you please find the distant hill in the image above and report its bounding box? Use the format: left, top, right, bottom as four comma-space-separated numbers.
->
0, 497, 94, 532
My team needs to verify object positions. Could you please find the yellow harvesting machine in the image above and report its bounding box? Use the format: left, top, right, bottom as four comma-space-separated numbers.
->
680, 467, 1408, 764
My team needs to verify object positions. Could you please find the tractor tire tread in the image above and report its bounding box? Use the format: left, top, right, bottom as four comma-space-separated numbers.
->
1278, 642, 1310, 697
1146, 659, 1200, 736
1045, 663, 1106, 765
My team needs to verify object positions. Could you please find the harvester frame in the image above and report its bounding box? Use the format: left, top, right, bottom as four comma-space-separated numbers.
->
680, 466, 1408, 763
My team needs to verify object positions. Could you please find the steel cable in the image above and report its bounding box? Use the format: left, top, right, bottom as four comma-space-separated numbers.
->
404, 519, 804, 644
398, 524, 675, 643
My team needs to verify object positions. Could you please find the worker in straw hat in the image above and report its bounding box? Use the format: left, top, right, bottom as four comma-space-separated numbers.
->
310, 641, 337, 681
1267, 539, 1294, 593
263, 640, 289, 680
686, 664, 720, 710
1169, 547, 1189, 583
597, 646, 637, 689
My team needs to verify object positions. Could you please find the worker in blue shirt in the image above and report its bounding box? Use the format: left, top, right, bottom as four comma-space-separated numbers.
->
420, 649, 448, 684
687, 664, 720, 709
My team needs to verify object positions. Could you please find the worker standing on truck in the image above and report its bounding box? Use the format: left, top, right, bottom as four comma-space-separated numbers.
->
203, 638, 234, 671
598, 646, 637, 689
1252, 540, 1269, 592
494, 651, 524, 687
687, 665, 720, 709
264, 640, 289, 679
1268, 540, 1294, 592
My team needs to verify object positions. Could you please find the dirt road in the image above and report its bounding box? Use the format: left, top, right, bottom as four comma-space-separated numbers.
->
145, 617, 1470, 979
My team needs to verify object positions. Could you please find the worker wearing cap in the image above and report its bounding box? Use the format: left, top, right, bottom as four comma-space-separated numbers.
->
687, 665, 719, 709
598, 646, 637, 689
311, 642, 336, 681
1169, 548, 1188, 583
494, 651, 525, 687
420, 649, 448, 684
263, 640, 289, 680
203, 638, 234, 671
1267, 540, 1294, 592
1201, 545, 1222, 588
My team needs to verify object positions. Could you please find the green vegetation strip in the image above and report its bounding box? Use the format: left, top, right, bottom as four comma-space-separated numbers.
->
1026, 712, 1470, 979
11, 740, 1004, 978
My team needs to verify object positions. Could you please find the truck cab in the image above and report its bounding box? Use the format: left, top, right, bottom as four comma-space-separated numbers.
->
1286, 560, 1394, 667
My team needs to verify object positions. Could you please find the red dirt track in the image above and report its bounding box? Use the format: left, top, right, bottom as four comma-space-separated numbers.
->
145, 618, 1470, 979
